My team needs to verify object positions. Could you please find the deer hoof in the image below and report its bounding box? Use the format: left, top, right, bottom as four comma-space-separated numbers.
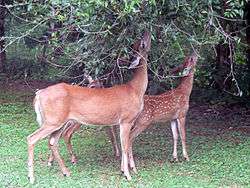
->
115, 154, 120, 160
125, 174, 132, 181
63, 170, 70, 177
184, 156, 190, 161
47, 161, 53, 166
170, 157, 179, 163
28, 176, 35, 184
132, 167, 137, 174
63, 173, 70, 177
71, 155, 78, 164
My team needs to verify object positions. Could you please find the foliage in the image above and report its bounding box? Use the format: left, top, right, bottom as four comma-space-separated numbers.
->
2, 0, 250, 97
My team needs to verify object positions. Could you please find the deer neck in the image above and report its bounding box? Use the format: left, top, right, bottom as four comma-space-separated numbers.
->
128, 58, 148, 99
176, 72, 194, 96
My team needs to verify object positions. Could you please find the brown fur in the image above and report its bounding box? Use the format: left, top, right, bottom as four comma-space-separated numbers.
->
47, 79, 120, 165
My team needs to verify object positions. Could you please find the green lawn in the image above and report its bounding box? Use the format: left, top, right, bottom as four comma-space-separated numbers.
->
0, 90, 249, 188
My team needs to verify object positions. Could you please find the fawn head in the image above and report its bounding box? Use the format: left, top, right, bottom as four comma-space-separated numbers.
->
172, 53, 198, 76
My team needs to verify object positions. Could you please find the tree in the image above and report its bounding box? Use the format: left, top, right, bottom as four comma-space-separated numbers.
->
2, 0, 249, 98
245, 1, 250, 95
0, 0, 6, 72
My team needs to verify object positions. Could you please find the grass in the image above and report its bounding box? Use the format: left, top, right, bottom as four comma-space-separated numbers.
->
0, 90, 250, 188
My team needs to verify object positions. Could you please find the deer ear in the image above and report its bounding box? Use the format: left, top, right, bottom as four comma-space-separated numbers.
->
141, 31, 151, 52
132, 40, 141, 51
132, 31, 151, 52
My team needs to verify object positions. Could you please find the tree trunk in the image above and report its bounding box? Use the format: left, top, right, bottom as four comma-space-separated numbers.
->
214, 1, 236, 91
245, 2, 250, 95
245, 2, 250, 64
214, 42, 232, 91
0, 0, 6, 72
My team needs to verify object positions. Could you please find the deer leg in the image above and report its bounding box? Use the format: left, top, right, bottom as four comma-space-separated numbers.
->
47, 141, 55, 166
27, 125, 60, 184
128, 127, 140, 174
120, 123, 133, 181
47, 126, 71, 166
106, 126, 120, 158
128, 140, 136, 174
128, 123, 150, 173
49, 129, 71, 177
171, 120, 179, 162
63, 123, 80, 164
177, 117, 189, 161
47, 122, 80, 166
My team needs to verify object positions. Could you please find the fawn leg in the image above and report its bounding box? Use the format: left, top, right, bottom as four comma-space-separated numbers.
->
63, 123, 80, 164
177, 117, 189, 161
47, 122, 80, 165
171, 120, 179, 162
128, 140, 137, 174
49, 129, 71, 177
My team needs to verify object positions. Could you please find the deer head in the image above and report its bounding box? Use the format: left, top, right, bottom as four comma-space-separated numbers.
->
171, 53, 198, 76
128, 31, 151, 69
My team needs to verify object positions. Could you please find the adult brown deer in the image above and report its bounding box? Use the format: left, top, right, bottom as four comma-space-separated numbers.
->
47, 77, 120, 166
27, 31, 151, 183
128, 53, 198, 171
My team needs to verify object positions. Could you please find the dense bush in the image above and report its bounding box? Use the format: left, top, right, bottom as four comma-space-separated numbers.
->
1, 0, 250, 100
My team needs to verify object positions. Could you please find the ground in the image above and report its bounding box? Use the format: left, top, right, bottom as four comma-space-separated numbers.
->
0, 80, 249, 187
